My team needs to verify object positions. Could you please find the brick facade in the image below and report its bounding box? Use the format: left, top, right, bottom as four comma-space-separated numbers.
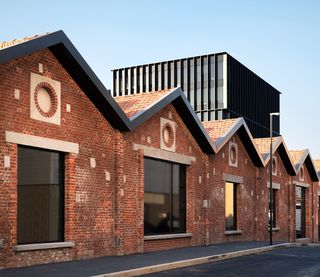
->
0, 34, 319, 269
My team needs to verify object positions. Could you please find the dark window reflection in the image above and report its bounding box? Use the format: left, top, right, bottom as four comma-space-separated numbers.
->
18, 146, 64, 244
225, 182, 237, 230
144, 158, 186, 235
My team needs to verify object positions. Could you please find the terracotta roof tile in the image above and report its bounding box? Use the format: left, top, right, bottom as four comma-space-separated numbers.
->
314, 160, 320, 173
114, 89, 173, 119
202, 119, 238, 143
253, 138, 272, 155
288, 150, 306, 166
0, 34, 47, 50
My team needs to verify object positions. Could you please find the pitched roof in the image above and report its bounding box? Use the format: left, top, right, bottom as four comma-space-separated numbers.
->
314, 160, 320, 176
114, 89, 172, 119
289, 150, 306, 167
0, 31, 130, 131
203, 118, 264, 166
253, 137, 272, 156
0, 34, 46, 50
289, 150, 319, 181
202, 119, 238, 143
114, 87, 215, 154
254, 137, 296, 175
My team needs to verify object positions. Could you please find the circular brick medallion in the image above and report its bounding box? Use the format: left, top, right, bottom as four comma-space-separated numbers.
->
34, 82, 58, 118
162, 123, 174, 148
230, 144, 237, 164
299, 167, 304, 181
272, 157, 277, 175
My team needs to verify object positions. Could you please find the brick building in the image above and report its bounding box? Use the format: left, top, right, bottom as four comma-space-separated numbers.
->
0, 31, 319, 269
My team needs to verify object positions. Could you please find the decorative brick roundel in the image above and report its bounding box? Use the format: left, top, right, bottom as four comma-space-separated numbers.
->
272, 157, 277, 175
230, 144, 237, 164
300, 167, 304, 181
34, 82, 58, 118
162, 123, 174, 148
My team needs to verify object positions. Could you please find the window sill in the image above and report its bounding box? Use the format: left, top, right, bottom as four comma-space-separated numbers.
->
14, 241, 74, 252
224, 230, 243, 235
0, 239, 3, 249
144, 233, 192, 241
272, 227, 280, 232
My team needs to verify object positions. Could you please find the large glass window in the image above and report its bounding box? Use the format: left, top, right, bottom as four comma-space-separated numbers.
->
144, 158, 186, 235
225, 182, 237, 230
18, 146, 64, 244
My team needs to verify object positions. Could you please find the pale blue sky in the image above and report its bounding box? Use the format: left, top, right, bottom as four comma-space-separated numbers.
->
2, 0, 320, 157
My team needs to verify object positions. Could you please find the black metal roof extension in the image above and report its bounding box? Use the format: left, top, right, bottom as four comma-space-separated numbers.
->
0, 30, 131, 131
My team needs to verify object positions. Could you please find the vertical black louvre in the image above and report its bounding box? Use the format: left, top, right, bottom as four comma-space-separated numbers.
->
18, 146, 64, 244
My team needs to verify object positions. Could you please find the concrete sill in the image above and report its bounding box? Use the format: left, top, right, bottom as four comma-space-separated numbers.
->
14, 241, 74, 252
224, 230, 243, 235
272, 227, 280, 232
0, 239, 3, 249
144, 233, 192, 241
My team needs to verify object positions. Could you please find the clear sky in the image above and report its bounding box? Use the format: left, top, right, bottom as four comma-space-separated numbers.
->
2, 0, 320, 158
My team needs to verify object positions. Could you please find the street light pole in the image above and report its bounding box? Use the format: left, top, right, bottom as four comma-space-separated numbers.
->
269, 112, 279, 246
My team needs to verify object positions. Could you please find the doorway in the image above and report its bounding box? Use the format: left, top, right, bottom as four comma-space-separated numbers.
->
296, 186, 306, 238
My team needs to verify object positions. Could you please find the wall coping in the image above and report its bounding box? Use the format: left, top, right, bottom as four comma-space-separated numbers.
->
144, 233, 192, 241
133, 143, 195, 165
6, 131, 79, 154
224, 230, 243, 235
267, 182, 281, 190
14, 241, 75, 252
294, 181, 310, 188
223, 173, 243, 184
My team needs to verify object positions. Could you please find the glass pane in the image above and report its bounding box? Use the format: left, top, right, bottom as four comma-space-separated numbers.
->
170, 61, 175, 88
203, 57, 208, 111
225, 182, 235, 230
209, 55, 215, 110
172, 164, 186, 233
189, 59, 195, 108
18, 146, 64, 244
144, 158, 171, 235
196, 58, 201, 111
177, 61, 181, 87
183, 60, 188, 95
164, 63, 168, 89
217, 55, 224, 109
268, 189, 276, 227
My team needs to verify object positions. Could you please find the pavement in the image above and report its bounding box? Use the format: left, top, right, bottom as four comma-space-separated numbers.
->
1, 241, 291, 277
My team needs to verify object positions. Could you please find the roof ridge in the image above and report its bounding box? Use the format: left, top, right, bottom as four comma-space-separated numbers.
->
0, 33, 49, 50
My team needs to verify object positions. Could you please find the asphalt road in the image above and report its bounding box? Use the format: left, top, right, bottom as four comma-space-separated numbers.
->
146, 246, 320, 277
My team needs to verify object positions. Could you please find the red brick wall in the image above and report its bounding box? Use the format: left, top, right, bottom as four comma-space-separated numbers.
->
1, 47, 320, 269
121, 104, 207, 252
0, 49, 119, 268
257, 151, 292, 242
291, 164, 315, 241
207, 134, 258, 244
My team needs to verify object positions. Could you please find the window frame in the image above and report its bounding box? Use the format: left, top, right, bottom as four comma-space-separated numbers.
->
17, 145, 65, 245
143, 157, 186, 236
225, 182, 238, 231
